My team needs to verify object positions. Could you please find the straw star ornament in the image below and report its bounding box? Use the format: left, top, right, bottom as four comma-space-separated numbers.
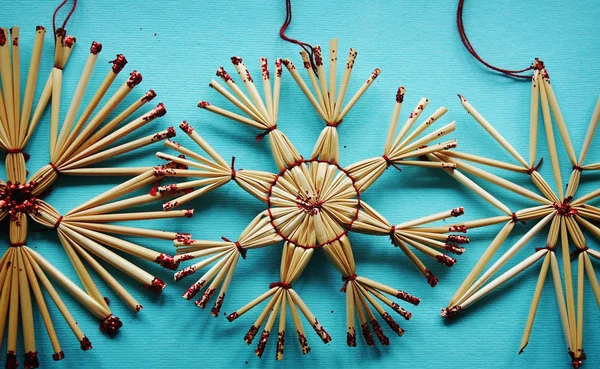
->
0, 22, 191, 367
163, 38, 469, 359
437, 60, 600, 368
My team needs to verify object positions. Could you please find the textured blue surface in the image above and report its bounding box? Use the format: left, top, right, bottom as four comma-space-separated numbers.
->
3, 0, 600, 368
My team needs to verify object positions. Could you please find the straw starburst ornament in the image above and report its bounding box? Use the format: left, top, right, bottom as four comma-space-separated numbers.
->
437, 60, 600, 367
0, 16, 191, 368
163, 38, 469, 359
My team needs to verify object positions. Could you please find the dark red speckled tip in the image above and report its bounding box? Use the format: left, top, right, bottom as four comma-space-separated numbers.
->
397, 291, 420, 305
296, 330, 310, 354
231, 56, 243, 65
450, 225, 467, 233
80, 336, 93, 351
127, 70, 143, 87
90, 41, 102, 54
451, 207, 464, 217
440, 306, 462, 319
425, 269, 439, 287
360, 323, 375, 346
216, 67, 233, 82
0, 29, 7, 46
382, 312, 404, 337
6, 351, 18, 369
24, 351, 39, 368
255, 330, 270, 357
179, 121, 194, 133
371, 319, 390, 345
54, 28, 66, 38
144, 277, 166, 293
395, 86, 405, 103
143, 89, 157, 102
198, 101, 210, 109
155, 253, 179, 270
36, 25, 46, 32
226, 311, 239, 322
64, 36, 76, 48
435, 254, 456, 267
99, 315, 123, 336
346, 329, 357, 347
110, 54, 128, 73
52, 351, 65, 361
391, 302, 411, 320
244, 325, 259, 344
167, 126, 177, 138
143, 103, 167, 122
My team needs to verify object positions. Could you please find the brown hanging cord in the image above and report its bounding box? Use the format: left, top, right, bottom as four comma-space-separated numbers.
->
280, 0, 319, 77
53, 0, 78, 37
457, 0, 533, 79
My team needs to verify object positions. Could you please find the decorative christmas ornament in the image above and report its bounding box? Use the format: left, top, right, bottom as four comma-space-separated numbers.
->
163, 38, 468, 359
0, 7, 188, 367
438, 61, 600, 368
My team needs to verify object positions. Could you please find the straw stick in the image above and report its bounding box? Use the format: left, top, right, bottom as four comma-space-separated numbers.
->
538, 78, 564, 199
519, 252, 550, 354
336, 68, 380, 122
529, 70, 540, 167
458, 94, 528, 167
550, 251, 573, 351
541, 73, 577, 165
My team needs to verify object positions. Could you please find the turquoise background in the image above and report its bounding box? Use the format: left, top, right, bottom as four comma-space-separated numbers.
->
3, 0, 600, 368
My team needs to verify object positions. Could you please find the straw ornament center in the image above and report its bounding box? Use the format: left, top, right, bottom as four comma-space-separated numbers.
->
266, 159, 360, 248
0, 182, 40, 222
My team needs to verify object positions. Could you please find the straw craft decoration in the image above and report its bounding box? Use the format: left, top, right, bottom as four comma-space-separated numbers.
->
438, 60, 600, 368
162, 38, 468, 359
0, 24, 190, 367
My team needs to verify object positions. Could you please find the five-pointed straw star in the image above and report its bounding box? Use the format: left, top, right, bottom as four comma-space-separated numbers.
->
438, 59, 600, 368
0, 25, 190, 367
161, 38, 469, 360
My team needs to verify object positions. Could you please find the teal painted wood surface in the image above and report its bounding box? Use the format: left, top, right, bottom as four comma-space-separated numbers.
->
2, 1, 600, 368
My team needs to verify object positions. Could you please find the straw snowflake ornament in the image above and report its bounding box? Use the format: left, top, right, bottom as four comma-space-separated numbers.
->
0, 22, 191, 367
163, 38, 469, 359
437, 60, 600, 368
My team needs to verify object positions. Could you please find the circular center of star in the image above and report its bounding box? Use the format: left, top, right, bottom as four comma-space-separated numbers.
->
266, 159, 361, 248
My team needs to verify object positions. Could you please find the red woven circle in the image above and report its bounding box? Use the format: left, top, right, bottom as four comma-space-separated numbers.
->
266, 159, 361, 249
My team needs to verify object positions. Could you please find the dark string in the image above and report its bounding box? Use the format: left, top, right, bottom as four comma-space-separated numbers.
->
52, 0, 78, 37
280, 0, 319, 76
457, 0, 533, 79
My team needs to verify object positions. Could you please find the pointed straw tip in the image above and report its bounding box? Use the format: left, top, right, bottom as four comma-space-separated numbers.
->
90, 41, 102, 54
457, 94, 467, 103
518, 343, 527, 355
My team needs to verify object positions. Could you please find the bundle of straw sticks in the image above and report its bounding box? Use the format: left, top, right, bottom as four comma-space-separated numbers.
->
160, 38, 467, 359
436, 60, 600, 368
0, 24, 188, 367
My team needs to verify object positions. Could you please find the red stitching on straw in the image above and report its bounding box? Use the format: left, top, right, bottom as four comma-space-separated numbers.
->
269, 281, 292, 289
340, 274, 357, 292
221, 237, 247, 259
265, 159, 361, 249
256, 125, 277, 142
526, 158, 543, 175
457, 0, 534, 79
